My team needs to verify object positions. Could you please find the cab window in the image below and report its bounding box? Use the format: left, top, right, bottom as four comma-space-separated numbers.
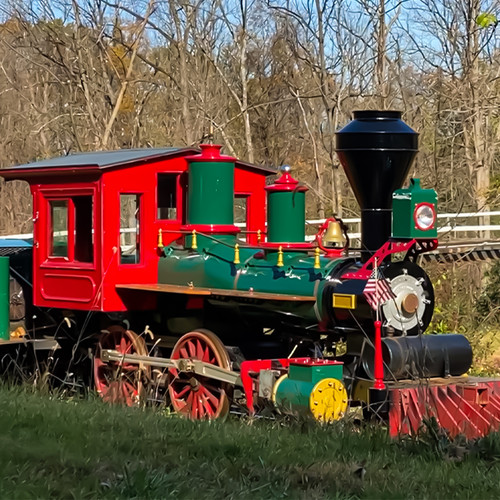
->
234, 195, 248, 232
120, 194, 141, 264
157, 173, 179, 220
48, 195, 93, 263
50, 200, 68, 257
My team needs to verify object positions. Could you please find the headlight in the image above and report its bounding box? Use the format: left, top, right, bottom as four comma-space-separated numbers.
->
414, 203, 436, 231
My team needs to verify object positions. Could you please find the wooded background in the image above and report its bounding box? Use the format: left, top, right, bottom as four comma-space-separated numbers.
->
0, 0, 498, 236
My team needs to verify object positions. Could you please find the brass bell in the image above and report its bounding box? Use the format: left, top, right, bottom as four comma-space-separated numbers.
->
323, 220, 344, 247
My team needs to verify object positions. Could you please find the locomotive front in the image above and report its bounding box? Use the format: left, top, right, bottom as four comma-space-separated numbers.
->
156, 110, 472, 385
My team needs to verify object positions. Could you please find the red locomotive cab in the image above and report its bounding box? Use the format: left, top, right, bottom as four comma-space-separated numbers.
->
0, 147, 274, 313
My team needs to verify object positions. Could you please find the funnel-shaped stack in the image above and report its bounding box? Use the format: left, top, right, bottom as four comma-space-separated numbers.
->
335, 110, 418, 260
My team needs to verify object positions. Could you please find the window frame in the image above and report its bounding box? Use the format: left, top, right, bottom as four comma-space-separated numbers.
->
118, 192, 143, 266
49, 199, 70, 258
234, 192, 251, 229
42, 188, 96, 269
155, 171, 183, 223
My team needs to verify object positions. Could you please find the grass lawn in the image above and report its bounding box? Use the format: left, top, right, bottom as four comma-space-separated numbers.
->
0, 387, 500, 499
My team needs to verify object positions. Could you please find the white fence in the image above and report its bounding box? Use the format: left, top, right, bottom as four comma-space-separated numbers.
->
303, 211, 500, 242
3, 210, 499, 244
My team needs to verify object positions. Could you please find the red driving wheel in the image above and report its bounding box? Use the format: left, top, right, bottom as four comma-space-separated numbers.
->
93, 326, 149, 406
168, 329, 231, 419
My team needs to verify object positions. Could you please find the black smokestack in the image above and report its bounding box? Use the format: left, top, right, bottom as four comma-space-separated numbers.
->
335, 110, 418, 261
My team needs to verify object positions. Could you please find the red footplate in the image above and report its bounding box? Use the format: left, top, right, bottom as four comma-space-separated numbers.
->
388, 379, 500, 439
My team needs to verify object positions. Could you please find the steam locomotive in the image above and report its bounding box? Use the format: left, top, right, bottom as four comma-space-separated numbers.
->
0, 110, 495, 437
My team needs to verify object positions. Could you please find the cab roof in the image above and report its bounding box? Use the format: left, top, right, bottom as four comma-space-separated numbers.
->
0, 147, 276, 180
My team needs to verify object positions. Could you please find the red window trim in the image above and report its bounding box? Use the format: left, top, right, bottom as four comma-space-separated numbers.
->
235, 191, 251, 225
41, 188, 96, 269
118, 192, 144, 268
155, 171, 184, 223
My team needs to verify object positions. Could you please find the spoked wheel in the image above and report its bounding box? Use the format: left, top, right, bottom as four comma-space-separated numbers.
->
168, 329, 231, 419
93, 326, 150, 406
9, 277, 25, 321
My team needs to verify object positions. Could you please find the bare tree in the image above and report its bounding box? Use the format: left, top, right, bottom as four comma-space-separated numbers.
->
407, 0, 499, 235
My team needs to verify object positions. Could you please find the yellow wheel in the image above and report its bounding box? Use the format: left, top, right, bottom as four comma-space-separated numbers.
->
309, 378, 348, 423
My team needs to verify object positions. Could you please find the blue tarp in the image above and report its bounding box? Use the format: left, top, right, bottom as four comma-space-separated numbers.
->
0, 239, 32, 248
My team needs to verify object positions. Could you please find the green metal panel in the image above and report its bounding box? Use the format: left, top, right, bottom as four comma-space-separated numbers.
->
275, 377, 314, 410
288, 363, 343, 384
158, 241, 347, 324
236, 252, 339, 297
392, 178, 438, 239
267, 191, 305, 242
188, 161, 235, 225
160, 244, 339, 297
0, 257, 10, 340
185, 232, 236, 250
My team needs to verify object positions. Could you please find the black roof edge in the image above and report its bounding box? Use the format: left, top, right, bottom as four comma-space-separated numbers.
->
235, 159, 276, 175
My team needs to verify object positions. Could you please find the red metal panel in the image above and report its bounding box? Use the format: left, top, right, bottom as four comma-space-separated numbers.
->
101, 161, 161, 311
234, 169, 267, 245
450, 386, 494, 436
486, 395, 500, 417
407, 388, 426, 433
389, 381, 500, 439
41, 274, 96, 303
239, 357, 312, 414
389, 390, 402, 437
436, 386, 481, 438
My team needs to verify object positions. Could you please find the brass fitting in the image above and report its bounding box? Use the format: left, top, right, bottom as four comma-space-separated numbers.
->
234, 244, 240, 264
277, 246, 284, 267
314, 247, 321, 269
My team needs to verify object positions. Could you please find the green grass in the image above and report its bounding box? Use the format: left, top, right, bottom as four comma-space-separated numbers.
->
0, 387, 500, 499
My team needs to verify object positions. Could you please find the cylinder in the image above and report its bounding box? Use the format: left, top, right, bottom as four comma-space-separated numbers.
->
187, 144, 236, 225
273, 375, 315, 410
273, 376, 348, 423
362, 334, 473, 380
265, 167, 308, 243
0, 257, 10, 340
272, 360, 347, 422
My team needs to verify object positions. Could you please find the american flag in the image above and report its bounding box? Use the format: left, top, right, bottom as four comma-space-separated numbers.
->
363, 269, 396, 310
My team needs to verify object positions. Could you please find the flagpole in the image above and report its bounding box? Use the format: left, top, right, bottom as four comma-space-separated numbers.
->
375, 257, 379, 323
373, 257, 385, 390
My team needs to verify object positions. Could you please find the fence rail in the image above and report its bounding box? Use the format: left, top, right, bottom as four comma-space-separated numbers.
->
303, 211, 500, 242
2, 210, 499, 247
